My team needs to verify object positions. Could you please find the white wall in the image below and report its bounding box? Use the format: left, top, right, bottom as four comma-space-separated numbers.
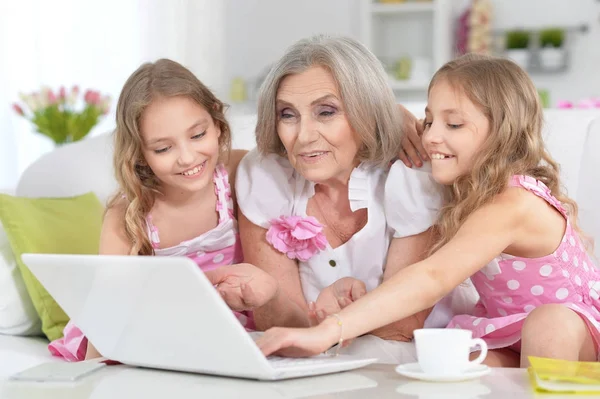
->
222, 0, 600, 106
452, 0, 600, 105
0, 0, 146, 188
223, 0, 361, 102
185, 1, 226, 99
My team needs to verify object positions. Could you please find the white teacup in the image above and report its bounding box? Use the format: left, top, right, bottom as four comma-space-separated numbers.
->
413, 329, 488, 376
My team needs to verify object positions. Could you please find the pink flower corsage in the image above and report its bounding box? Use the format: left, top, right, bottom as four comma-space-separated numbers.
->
266, 216, 328, 262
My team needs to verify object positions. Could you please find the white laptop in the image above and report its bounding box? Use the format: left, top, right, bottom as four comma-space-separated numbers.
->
21, 253, 377, 380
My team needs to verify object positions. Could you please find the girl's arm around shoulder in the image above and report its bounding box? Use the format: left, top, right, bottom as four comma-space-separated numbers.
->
99, 198, 132, 255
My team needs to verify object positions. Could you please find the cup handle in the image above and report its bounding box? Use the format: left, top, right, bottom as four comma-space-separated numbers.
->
469, 338, 488, 365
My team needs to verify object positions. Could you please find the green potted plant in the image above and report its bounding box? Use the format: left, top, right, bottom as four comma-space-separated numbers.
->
12, 86, 110, 146
539, 28, 565, 69
505, 30, 531, 69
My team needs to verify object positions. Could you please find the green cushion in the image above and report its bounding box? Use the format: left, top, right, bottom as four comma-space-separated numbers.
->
0, 193, 104, 341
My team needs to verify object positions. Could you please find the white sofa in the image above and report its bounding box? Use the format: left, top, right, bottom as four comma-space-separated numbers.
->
1, 110, 600, 378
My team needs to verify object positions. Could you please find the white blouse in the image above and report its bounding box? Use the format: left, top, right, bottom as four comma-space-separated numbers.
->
236, 149, 477, 327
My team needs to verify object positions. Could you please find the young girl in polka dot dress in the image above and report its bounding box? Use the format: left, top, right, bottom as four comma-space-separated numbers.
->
48, 59, 277, 361
255, 53, 600, 368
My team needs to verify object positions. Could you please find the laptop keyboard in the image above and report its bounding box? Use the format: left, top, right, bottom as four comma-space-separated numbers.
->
251, 332, 348, 369
267, 355, 339, 368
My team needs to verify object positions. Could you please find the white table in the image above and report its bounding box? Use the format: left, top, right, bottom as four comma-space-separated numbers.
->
0, 363, 577, 399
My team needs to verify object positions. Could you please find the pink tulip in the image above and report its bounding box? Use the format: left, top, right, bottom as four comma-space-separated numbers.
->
31, 93, 43, 110
12, 103, 24, 116
99, 95, 111, 114
92, 91, 101, 105
47, 90, 57, 105
59, 86, 66, 101
84, 89, 100, 105
39, 87, 50, 108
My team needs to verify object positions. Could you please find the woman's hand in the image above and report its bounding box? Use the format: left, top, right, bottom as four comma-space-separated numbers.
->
205, 263, 279, 311
397, 104, 428, 168
256, 316, 342, 357
308, 277, 366, 325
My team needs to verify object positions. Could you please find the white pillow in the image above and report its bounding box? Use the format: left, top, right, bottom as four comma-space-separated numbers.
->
577, 116, 600, 259
0, 221, 41, 336
16, 133, 117, 203
541, 109, 600, 200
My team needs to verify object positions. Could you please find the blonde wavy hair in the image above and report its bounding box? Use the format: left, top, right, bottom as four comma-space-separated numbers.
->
430, 53, 591, 254
108, 58, 232, 255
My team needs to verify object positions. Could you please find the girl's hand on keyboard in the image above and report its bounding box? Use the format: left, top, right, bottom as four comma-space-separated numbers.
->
206, 263, 279, 311
256, 316, 341, 357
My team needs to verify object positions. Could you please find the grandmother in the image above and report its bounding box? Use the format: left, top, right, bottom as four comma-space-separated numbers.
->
211, 35, 476, 362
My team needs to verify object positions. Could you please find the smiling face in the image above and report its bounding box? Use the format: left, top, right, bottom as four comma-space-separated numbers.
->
275, 66, 362, 184
422, 80, 490, 185
139, 95, 221, 195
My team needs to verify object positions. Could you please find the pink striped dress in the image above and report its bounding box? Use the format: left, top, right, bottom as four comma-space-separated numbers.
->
48, 164, 253, 361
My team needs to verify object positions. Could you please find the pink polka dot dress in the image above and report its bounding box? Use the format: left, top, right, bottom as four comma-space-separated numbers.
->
447, 175, 600, 353
48, 164, 252, 362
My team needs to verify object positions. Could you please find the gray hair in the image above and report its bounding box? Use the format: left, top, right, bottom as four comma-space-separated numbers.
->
255, 35, 402, 166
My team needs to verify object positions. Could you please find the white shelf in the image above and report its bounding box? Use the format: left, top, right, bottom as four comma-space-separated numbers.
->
371, 2, 435, 15
388, 78, 430, 91
360, 0, 453, 99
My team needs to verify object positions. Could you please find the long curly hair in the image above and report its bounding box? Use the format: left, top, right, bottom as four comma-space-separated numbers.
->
429, 53, 591, 254
108, 59, 232, 255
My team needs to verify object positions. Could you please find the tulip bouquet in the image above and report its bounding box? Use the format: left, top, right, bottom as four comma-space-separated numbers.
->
12, 86, 111, 145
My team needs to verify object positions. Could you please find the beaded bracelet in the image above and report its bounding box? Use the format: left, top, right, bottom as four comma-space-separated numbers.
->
326, 313, 344, 357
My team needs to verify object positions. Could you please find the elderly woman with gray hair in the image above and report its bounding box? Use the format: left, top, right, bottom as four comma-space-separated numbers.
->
210, 35, 477, 362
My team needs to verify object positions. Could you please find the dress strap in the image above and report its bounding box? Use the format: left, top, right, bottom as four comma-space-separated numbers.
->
213, 164, 235, 223
145, 166, 232, 247
146, 214, 161, 249
509, 175, 568, 217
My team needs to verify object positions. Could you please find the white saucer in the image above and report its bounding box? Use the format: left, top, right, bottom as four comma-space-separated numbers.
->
395, 363, 491, 382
